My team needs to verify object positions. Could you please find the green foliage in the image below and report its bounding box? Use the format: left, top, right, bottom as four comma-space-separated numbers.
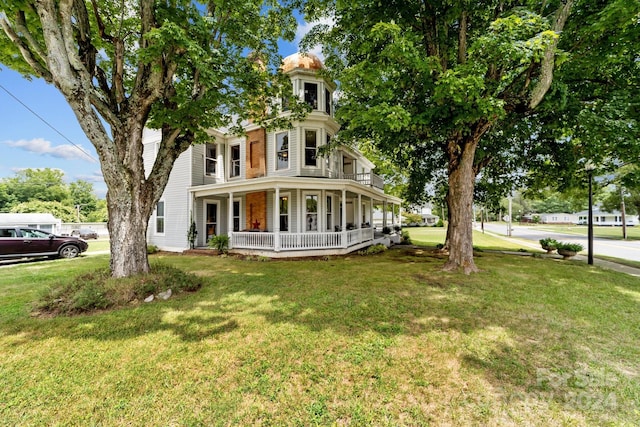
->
539, 238, 559, 252
358, 244, 387, 255
403, 212, 423, 225
147, 244, 159, 254
10, 200, 78, 222
556, 242, 584, 253
435, 219, 444, 228
208, 234, 229, 253
34, 263, 203, 316
0, 168, 103, 220
401, 230, 411, 244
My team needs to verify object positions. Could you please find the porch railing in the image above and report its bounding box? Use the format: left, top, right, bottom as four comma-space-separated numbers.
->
231, 228, 375, 252
233, 232, 274, 249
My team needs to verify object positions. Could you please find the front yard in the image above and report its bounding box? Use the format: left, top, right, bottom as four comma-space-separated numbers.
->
0, 242, 638, 425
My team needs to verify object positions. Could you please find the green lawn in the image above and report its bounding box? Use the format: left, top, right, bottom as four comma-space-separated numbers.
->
500, 222, 640, 241
1, 249, 639, 425
406, 226, 538, 252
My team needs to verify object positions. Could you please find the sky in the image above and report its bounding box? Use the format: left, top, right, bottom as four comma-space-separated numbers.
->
0, 16, 325, 199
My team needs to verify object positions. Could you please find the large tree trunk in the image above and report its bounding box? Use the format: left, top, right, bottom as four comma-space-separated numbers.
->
443, 144, 478, 274
101, 121, 161, 278
107, 189, 152, 277
442, 122, 490, 274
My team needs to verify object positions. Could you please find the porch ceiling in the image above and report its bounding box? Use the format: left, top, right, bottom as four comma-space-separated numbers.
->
188, 176, 402, 204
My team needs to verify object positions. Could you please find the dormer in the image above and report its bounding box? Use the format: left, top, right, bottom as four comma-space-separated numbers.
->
281, 52, 336, 117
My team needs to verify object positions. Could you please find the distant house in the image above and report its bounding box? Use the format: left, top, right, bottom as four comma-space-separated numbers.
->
0, 213, 62, 234
401, 204, 439, 226
142, 52, 402, 257
537, 213, 578, 224
575, 207, 638, 226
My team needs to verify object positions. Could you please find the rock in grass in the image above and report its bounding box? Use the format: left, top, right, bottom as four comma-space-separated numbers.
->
158, 289, 172, 300
144, 294, 154, 303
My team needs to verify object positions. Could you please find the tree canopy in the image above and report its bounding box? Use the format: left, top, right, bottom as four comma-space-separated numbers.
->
0, 168, 102, 221
304, 0, 575, 272
1, 0, 303, 277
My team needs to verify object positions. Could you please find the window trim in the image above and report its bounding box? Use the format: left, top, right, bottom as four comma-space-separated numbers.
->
304, 82, 318, 110
205, 143, 217, 177
304, 129, 318, 168
204, 200, 219, 242
155, 200, 165, 235
229, 144, 241, 178
304, 192, 319, 232
279, 193, 290, 232
275, 131, 290, 171
233, 198, 242, 232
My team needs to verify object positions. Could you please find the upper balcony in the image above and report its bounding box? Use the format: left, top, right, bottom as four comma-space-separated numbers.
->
329, 171, 385, 191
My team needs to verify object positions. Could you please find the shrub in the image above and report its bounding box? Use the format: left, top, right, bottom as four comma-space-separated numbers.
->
358, 244, 387, 255
34, 263, 203, 316
382, 226, 392, 234
208, 234, 229, 253
401, 230, 412, 244
147, 244, 159, 254
435, 219, 444, 227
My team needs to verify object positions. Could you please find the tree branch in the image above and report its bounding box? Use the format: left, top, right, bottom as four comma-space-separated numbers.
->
0, 14, 52, 80
529, 0, 574, 109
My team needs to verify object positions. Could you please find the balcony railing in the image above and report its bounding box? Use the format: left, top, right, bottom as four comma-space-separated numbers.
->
331, 172, 385, 190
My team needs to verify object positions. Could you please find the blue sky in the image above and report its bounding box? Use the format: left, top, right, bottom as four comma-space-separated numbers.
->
0, 17, 324, 199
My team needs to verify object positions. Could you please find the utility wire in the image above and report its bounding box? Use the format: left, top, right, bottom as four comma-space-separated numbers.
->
0, 82, 99, 163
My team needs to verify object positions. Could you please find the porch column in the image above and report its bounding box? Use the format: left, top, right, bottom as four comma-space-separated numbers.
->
357, 194, 362, 229
342, 188, 347, 248
369, 198, 374, 227
274, 187, 280, 252
228, 192, 234, 249
383, 201, 388, 228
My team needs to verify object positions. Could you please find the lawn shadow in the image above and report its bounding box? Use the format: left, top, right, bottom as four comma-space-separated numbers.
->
2, 246, 639, 419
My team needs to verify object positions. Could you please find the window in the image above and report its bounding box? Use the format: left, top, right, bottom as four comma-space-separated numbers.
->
233, 201, 240, 232
230, 144, 240, 177
279, 196, 289, 232
205, 143, 216, 176
155, 201, 165, 234
305, 194, 318, 231
276, 132, 289, 170
305, 130, 317, 167
304, 82, 318, 109
325, 88, 331, 115
206, 203, 217, 241
326, 196, 333, 231
326, 134, 331, 170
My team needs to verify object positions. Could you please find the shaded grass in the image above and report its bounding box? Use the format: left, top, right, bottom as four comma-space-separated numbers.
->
0, 250, 639, 425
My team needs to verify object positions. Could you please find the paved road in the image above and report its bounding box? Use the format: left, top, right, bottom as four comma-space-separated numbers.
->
480, 222, 640, 263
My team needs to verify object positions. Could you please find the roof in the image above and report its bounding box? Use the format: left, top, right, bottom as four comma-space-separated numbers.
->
282, 52, 324, 73
0, 213, 61, 225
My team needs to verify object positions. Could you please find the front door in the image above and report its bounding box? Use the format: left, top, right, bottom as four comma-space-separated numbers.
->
205, 203, 218, 243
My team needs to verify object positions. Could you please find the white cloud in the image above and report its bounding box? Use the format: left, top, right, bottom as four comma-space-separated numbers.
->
76, 170, 105, 184
295, 16, 334, 59
3, 138, 96, 162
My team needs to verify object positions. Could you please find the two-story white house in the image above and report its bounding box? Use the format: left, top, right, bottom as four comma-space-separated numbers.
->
143, 52, 402, 257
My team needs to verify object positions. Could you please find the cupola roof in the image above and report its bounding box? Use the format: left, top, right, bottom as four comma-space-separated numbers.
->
281, 52, 324, 73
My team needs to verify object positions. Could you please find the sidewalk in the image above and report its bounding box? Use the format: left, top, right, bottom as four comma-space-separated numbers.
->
482, 229, 640, 278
